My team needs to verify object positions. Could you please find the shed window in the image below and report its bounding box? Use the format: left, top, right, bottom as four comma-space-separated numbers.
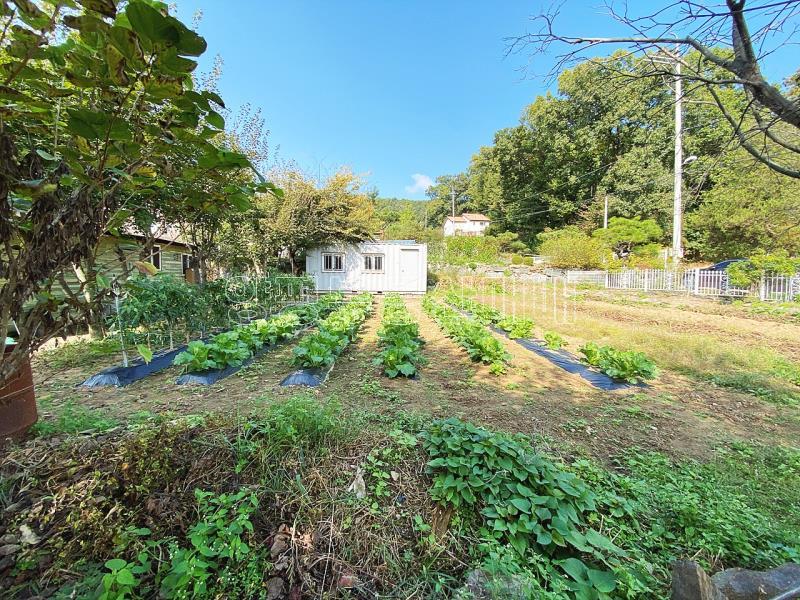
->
322, 253, 344, 272
181, 253, 192, 275
363, 254, 384, 273
148, 245, 161, 270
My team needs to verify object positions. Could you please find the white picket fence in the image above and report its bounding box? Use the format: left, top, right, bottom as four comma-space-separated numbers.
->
565, 268, 799, 301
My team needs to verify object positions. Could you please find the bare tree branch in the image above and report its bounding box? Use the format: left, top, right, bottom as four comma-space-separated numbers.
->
508, 0, 800, 177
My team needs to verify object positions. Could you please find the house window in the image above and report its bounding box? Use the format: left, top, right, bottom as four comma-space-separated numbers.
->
322, 253, 344, 272
148, 245, 161, 270
363, 254, 384, 273
181, 253, 192, 275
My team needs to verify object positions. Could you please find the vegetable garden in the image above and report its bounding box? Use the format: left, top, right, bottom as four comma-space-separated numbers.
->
5, 291, 800, 599
374, 294, 425, 378
442, 292, 658, 385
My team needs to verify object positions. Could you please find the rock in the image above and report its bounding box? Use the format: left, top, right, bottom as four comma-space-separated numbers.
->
671, 561, 723, 600
0, 535, 18, 545
0, 545, 21, 557
19, 525, 40, 546
460, 569, 529, 600
0, 556, 15, 572
712, 563, 800, 600
338, 571, 358, 588
347, 467, 367, 499
266, 577, 284, 600
390, 470, 400, 482
269, 535, 288, 558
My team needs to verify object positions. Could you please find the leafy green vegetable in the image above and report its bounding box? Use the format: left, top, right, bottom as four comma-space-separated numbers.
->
579, 342, 657, 383
422, 418, 622, 597
173, 293, 342, 374
544, 331, 565, 350
292, 293, 373, 369
423, 296, 511, 374
373, 294, 425, 378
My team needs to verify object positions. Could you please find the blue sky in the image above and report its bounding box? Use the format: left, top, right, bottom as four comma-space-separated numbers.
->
174, 1, 797, 200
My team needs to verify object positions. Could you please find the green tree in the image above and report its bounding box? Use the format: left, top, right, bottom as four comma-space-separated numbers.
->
257, 169, 377, 273
686, 161, 800, 261
0, 0, 259, 387
593, 217, 663, 258
537, 228, 610, 269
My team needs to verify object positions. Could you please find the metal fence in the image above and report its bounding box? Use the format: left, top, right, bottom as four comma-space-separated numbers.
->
565, 268, 799, 301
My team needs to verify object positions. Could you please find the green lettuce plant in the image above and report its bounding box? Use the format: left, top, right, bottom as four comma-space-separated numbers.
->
579, 342, 657, 383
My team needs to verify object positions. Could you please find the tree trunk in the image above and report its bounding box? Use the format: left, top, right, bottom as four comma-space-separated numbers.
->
73, 258, 105, 339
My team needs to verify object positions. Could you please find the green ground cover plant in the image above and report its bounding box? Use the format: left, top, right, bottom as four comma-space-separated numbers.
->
374, 294, 425, 377
3, 395, 798, 599
423, 296, 511, 374
292, 293, 373, 369
579, 342, 658, 384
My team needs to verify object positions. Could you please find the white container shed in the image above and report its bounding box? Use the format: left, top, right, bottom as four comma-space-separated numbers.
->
305, 241, 428, 294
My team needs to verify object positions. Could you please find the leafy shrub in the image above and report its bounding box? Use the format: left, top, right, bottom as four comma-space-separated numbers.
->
422, 418, 626, 597
292, 293, 373, 369
579, 342, 657, 383
374, 294, 425, 377
423, 296, 511, 374
727, 250, 800, 287
537, 227, 610, 269
544, 331, 565, 350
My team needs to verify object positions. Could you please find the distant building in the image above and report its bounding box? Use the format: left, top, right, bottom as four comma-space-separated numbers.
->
443, 213, 491, 237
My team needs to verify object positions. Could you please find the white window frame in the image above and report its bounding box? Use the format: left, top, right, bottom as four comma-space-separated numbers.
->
322, 252, 344, 272
149, 245, 161, 270
363, 253, 384, 273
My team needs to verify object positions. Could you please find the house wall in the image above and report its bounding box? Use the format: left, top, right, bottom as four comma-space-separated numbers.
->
58, 237, 192, 297
306, 242, 428, 294
443, 219, 489, 237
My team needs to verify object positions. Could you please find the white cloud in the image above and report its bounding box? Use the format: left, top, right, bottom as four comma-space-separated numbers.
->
404, 173, 433, 195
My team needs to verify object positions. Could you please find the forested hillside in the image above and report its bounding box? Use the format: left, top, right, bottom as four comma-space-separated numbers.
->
425, 53, 800, 261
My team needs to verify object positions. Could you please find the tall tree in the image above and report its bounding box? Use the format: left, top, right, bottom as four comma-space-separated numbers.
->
247, 169, 377, 274
0, 0, 259, 387
510, 0, 800, 178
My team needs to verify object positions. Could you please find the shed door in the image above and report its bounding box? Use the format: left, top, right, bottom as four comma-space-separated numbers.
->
398, 249, 419, 291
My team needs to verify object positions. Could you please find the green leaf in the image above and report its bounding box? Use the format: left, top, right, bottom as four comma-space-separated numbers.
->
588, 569, 616, 593
83, 0, 117, 18
126, 1, 178, 46
115, 568, 137, 586
509, 497, 531, 514
205, 110, 224, 130
560, 557, 589, 584
136, 344, 153, 364
105, 558, 127, 571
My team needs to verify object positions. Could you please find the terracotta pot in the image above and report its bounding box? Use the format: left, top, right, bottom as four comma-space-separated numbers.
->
0, 343, 38, 441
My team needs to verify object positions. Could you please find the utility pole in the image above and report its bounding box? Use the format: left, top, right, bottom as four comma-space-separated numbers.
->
603, 194, 608, 229
450, 185, 456, 217
672, 48, 684, 267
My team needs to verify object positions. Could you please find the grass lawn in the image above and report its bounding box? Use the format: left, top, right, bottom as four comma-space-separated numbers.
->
1, 292, 798, 598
